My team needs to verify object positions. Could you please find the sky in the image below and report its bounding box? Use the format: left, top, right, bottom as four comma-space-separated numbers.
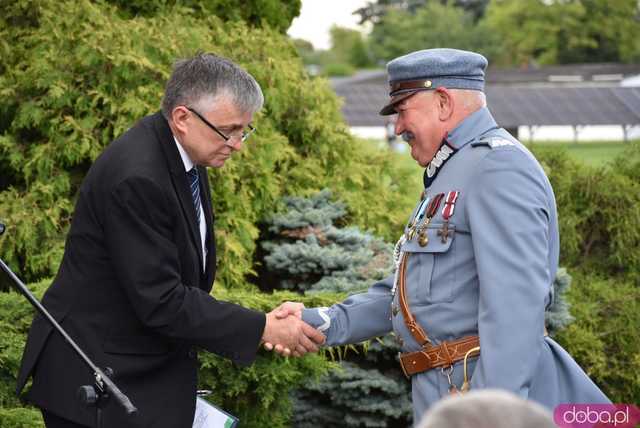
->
287, 0, 371, 50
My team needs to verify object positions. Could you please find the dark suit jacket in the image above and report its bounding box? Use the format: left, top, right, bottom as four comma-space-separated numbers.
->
16, 112, 265, 427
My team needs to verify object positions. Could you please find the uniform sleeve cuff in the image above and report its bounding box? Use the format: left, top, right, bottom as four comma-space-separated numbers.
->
302, 307, 330, 332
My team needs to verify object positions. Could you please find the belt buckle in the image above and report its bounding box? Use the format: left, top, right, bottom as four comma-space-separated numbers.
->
398, 352, 411, 379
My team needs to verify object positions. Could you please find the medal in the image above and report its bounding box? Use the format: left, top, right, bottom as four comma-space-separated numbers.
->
438, 191, 460, 244
418, 231, 429, 247
407, 196, 429, 240
416, 193, 445, 247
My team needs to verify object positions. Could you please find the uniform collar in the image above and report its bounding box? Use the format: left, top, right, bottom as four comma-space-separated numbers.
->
446, 107, 498, 150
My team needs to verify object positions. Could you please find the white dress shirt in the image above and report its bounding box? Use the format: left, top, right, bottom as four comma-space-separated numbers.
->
174, 136, 207, 271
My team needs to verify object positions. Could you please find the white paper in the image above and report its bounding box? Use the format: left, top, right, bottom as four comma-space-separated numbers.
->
192, 397, 238, 428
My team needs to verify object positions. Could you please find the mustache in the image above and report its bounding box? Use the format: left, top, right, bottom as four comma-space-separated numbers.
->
401, 131, 415, 142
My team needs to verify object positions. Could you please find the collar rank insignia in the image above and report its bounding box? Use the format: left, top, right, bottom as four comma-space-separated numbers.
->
438, 191, 460, 244
423, 140, 457, 189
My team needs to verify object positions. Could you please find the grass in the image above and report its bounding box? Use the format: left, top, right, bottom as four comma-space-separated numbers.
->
526, 141, 633, 167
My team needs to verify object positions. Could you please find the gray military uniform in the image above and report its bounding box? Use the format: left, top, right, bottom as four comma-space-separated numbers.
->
303, 107, 610, 424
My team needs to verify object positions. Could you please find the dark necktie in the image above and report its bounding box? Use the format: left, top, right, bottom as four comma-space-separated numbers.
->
186, 167, 201, 225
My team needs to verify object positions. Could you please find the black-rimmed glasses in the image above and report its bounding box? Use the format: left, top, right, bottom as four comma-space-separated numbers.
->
186, 106, 256, 144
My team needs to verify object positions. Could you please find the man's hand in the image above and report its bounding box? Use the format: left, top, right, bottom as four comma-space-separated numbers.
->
264, 302, 306, 354
273, 301, 305, 320
261, 307, 324, 357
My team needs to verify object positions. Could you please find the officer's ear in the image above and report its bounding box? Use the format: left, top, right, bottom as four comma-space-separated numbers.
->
434, 87, 454, 122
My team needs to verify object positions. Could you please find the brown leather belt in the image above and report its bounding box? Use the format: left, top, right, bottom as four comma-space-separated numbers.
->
399, 335, 480, 377
396, 253, 480, 377
395, 250, 548, 378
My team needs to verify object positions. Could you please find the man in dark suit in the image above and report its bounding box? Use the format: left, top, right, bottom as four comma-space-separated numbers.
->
16, 53, 324, 428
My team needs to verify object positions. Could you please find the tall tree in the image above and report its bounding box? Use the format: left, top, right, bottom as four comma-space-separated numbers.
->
368, 1, 501, 62
328, 25, 374, 68
354, 0, 490, 24
354, 0, 426, 25
482, 0, 640, 65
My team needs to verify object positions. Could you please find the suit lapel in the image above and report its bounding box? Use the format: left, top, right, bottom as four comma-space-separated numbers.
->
198, 166, 216, 290
152, 113, 204, 270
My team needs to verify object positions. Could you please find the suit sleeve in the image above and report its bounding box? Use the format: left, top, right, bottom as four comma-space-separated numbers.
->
466, 149, 552, 396
302, 275, 394, 346
105, 176, 265, 366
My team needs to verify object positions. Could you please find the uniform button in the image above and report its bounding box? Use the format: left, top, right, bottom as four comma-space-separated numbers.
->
392, 306, 399, 316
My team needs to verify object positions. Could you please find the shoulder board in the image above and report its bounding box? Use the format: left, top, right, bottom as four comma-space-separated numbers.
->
471, 136, 515, 149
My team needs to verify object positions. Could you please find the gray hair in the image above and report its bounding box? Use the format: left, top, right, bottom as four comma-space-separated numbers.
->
418, 390, 557, 428
452, 88, 487, 110
161, 53, 264, 119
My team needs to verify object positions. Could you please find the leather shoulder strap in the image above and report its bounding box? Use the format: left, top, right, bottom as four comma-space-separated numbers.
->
397, 254, 431, 346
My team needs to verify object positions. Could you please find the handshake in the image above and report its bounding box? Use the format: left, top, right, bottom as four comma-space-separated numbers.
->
260, 302, 325, 357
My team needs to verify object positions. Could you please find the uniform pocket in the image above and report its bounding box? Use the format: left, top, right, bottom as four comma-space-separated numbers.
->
401, 224, 456, 304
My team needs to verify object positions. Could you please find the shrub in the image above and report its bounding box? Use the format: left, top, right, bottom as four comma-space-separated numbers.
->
0, 408, 44, 428
0, 280, 342, 427
0, 0, 417, 287
615, 140, 640, 185
532, 147, 640, 278
104, 0, 302, 33
554, 272, 640, 403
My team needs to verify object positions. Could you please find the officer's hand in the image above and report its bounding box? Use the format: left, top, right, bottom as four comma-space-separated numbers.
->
273, 301, 305, 320
287, 321, 326, 357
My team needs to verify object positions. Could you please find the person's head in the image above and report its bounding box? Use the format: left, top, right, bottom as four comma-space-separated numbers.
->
380, 48, 488, 167
417, 390, 557, 428
162, 53, 263, 168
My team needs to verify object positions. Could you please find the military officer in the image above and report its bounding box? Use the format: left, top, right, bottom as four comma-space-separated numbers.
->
272, 48, 611, 423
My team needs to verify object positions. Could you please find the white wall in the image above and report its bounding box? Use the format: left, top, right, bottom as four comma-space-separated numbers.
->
518, 125, 640, 142
350, 126, 387, 140
350, 125, 640, 142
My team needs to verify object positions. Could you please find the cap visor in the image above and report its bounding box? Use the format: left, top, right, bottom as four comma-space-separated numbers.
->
379, 91, 416, 116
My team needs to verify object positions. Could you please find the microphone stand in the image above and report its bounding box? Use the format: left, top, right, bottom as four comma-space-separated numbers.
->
0, 223, 137, 427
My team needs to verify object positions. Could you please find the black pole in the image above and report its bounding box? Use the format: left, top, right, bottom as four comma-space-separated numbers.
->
0, 223, 137, 421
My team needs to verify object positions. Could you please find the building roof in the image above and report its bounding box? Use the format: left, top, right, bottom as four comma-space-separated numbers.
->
486, 87, 640, 128
332, 63, 640, 88
332, 64, 640, 128
485, 63, 640, 86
